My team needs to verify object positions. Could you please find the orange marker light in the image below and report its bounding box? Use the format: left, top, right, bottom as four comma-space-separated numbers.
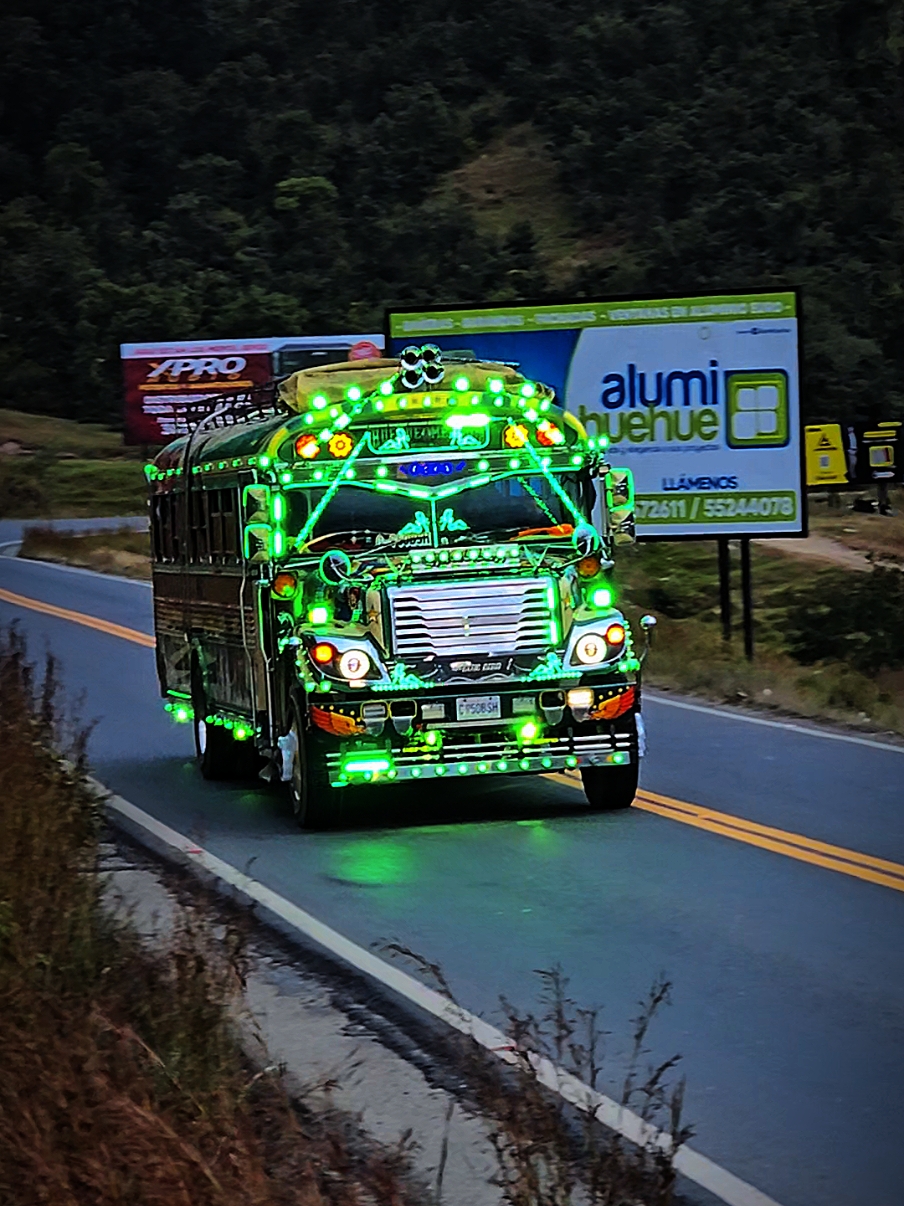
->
295, 433, 319, 459
272, 572, 297, 598
577, 556, 601, 578
604, 622, 626, 646
328, 432, 353, 458
311, 642, 335, 665
536, 420, 564, 447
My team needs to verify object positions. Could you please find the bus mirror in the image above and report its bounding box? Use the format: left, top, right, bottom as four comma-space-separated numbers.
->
606, 468, 634, 511
609, 509, 636, 546
243, 485, 270, 526
572, 522, 601, 559
244, 524, 272, 562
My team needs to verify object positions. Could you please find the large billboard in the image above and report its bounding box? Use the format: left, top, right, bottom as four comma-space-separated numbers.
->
122, 335, 383, 444
388, 291, 804, 538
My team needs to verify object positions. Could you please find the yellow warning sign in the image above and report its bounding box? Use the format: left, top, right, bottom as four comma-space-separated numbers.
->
805, 424, 848, 486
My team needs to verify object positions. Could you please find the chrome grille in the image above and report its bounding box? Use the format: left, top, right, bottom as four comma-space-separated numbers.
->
389, 577, 552, 659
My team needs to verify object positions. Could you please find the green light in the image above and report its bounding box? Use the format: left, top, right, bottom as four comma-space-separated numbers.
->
592, 588, 612, 608
435, 765, 447, 776
259, 456, 270, 468
305, 681, 316, 692
375, 480, 398, 492
375, 400, 384, 410
525, 408, 538, 422
330, 407, 339, 418
309, 605, 329, 625
318, 680, 330, 692
273, 530, 284, 556
613, 752, 627, 765
174, 706, 191, 724
477, 762, 488, 772
271, 494, 284, 522
454, 376, 469, 391
376, 465, 388, 477
380, 380, 394, 396
496, 760, 508, 771
509, 458, 521, 470
345, 467, 356, 478
488, 378, 504, 394
539, 400, 550, 412
518, 719, 539, 741
571, 455, 583, 466
347, 386, 362, 401
412, 767, 422, 777
566, 755, 578, 767
312, 394, 328, 409
541, 756, 552, 768
313, 469, 324, 480
549, 620, 559, 643
521, 383, 536, 397
233, 725, 250, 741
468, 548, 479, 560
519, 758, 530, 770
424, 730, 440, 747
345, 756, 392, 774
599, 435, 610, 448
446, 413, 489, 429
478, 459, 489, 471
304, 413, 314, 425
280, 472, 291, 484
458, 764, 468, 774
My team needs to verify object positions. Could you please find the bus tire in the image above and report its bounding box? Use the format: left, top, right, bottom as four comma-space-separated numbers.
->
191, 667, 236, 780
287, 699, 333, 829
580, 761, 638, 811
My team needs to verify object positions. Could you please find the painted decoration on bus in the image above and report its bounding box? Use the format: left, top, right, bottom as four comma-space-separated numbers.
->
388, 293, 804, 538
121, 335, 384, 444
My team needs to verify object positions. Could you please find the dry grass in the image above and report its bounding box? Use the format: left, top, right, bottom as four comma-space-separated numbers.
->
19, 525, 151, 579
0, 626, 424, 1206
809, 488, 904, 560
0, 407, 135, 459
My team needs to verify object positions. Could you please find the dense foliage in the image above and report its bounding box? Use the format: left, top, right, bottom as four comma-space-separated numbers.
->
785, 563, 904, 672
1, 0, 901, 425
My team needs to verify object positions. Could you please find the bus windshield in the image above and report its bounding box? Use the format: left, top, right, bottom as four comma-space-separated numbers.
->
286, 474, 590, 553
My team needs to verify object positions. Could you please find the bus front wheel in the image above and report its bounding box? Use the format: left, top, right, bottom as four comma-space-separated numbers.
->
287, 700, 333, 829
580, 761, 638, 811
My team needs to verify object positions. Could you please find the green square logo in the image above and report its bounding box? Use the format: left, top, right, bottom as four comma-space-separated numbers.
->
725, 370, 789, 448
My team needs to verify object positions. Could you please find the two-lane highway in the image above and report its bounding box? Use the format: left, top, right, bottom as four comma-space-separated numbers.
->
2, 547, 902, 1206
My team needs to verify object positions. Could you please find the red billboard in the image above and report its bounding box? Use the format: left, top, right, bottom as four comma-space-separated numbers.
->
121, 335, 383, 444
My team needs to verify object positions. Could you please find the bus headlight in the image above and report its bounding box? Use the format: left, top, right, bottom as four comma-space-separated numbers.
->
338, 649, 371, 680
574, 633, 607, 665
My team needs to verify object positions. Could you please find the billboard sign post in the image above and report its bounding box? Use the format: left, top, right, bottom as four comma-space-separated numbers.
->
388, 290, 804, 540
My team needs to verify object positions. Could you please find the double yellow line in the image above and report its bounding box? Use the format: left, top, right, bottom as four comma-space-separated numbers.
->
3, 580, 903, 895
0, 586, 155, 648
635, 790, 904, 894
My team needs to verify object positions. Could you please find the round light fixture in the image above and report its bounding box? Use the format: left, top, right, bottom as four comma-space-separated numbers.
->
338, 649, 371, 679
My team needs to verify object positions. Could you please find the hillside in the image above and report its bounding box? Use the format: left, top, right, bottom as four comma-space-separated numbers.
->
1, 0, 901, 426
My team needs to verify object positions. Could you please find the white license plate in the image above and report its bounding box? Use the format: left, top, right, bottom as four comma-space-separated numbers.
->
456, 694, 501, 721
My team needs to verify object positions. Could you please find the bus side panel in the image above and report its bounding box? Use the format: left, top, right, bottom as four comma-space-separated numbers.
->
152, 567, 191, 698
187, 570, 254, 715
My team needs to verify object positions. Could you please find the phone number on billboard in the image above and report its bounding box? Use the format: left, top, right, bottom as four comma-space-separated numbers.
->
636, 491, 798, 523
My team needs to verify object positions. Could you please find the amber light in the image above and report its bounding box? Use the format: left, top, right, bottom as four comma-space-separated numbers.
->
328, 432, 353, 458
503, 424, 529, 449
605, 622, 626, 646
311, 642, 335, 664
577, 556, 601, 578
295, 434, 319, 459
272, 572, 297, 598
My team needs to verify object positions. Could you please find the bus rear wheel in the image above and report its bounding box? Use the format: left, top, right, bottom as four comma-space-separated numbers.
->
287, 700, 333, 829
580, 761, 638, 811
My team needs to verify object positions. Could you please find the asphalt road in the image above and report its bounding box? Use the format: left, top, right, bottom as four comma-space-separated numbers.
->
1, 546, 902, 1206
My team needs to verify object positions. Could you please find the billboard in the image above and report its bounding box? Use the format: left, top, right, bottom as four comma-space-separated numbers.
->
843, 421, 902, 486
388, 291, 804, 538
122, 335, 383, 444
805, 424, 848, 486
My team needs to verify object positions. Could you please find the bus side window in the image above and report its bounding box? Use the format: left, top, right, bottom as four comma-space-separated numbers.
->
151, 496, 165, 562
221, 489, 239, 561
170, 493, 185, 563
191, 489, 209, 564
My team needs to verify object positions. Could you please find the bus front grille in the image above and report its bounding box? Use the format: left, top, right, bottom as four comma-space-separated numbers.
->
389, 577, 552, 659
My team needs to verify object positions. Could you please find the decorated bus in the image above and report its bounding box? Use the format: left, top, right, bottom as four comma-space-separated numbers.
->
147, 346, 652, 825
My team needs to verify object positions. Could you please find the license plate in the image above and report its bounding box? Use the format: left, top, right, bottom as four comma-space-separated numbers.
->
456, 694, 501, 721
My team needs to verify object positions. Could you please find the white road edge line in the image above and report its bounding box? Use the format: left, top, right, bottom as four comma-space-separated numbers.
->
0, 544, 152, 587
645, 692, 904, 754
98, 780, 784, 1206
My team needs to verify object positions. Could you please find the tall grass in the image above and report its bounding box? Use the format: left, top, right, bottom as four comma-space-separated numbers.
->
0, 626, 422, 1206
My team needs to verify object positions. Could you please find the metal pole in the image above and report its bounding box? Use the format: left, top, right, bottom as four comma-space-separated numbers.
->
717, 537, 732, 642
740, 537, 754, 661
